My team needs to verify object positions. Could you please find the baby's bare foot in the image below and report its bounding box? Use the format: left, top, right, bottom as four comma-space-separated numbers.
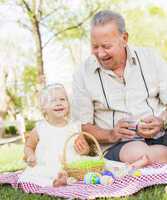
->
53, 171, 68, 187
129, 155, 150, 169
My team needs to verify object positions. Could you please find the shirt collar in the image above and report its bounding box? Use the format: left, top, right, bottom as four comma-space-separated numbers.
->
91, 45, 137, 73
126, 45, 137, 66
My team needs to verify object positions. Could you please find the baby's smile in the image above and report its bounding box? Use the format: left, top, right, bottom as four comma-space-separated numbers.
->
53, 108, 64, 112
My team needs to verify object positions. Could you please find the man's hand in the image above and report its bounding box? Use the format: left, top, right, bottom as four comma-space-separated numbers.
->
26, 154, 36, 167
137, 116, 163, 138
110, 119, 136, 141
74, 134, 90, 155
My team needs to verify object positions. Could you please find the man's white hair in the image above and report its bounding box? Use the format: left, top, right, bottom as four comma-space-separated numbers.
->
91, 10, 126, 33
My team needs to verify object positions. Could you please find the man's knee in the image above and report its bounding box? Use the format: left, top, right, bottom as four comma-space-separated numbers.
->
148, 145, 167, 162
119, 141, 149, 163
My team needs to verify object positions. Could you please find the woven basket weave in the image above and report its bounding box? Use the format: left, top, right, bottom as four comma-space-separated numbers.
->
62, 131, 105, 180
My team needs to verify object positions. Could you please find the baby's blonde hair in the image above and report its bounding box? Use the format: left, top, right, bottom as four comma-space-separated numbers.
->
39, 83, 70, 118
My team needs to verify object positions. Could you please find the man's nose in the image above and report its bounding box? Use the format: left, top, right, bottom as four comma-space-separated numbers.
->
97, 47, 107, 58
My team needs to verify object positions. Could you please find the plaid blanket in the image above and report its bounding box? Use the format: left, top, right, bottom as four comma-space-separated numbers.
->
0, 163, 167, 199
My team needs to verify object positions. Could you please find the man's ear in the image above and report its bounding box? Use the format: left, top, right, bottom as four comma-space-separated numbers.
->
122, 32, 128, 45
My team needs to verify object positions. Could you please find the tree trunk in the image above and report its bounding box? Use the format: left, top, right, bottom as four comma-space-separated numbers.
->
23, 0, 45, 85
0, 66, 9, 119
31, 16, 45, 85
32, 0, 45, 85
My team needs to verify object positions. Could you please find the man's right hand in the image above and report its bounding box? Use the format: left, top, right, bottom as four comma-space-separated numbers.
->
110, 119, 136, 141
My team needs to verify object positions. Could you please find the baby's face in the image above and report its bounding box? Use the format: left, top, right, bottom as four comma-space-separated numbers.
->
42, 88, 69, 119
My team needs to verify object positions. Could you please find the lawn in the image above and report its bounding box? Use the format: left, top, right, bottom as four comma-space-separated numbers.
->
0, 184, 166, 200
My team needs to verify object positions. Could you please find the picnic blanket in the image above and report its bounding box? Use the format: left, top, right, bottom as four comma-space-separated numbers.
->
0, 163, 167, 199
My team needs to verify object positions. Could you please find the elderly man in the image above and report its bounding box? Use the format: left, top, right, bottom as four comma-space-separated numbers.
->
72, 10, 167, 167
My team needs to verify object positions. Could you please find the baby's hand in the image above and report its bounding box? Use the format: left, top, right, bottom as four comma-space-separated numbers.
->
74, 134, 90, 155
26, 154, 36, 167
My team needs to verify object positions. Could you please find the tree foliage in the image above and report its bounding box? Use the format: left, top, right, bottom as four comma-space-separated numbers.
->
0, 0, 167, 121
22, 65, 38, 92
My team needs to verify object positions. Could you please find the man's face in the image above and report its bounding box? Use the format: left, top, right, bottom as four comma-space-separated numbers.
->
91, 22, 128, 70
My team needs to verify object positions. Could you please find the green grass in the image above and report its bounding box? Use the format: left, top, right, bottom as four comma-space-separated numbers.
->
0, 143, 26, 173
0, 185, 62, 200
0, 184, 167, 200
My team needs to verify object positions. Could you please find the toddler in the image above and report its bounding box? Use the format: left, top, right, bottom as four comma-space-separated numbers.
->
19, 83, 90, 187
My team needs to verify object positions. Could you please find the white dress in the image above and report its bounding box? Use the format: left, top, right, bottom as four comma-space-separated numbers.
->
18, 119, 80, 187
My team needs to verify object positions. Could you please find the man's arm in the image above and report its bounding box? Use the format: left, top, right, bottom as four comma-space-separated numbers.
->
72, 69, 121, 144
82, 123, 120, 144
72, 68, 120, 153
74, 121, 137, 155
74, 123, 120, 155
72, 65, 136, 153
137, 49, 167, 138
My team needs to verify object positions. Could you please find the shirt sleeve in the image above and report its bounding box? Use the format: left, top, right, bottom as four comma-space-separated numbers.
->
72, 66, 94, 124
154, 50, 167, 105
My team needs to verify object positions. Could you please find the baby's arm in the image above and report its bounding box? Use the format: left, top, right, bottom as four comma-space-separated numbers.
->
24, 128, 39, 167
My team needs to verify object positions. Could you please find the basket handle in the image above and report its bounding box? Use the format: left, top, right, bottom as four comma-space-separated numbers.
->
62, 131, 103, 168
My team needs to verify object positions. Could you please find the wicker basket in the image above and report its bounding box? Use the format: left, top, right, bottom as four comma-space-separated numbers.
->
62, 131, 105, 180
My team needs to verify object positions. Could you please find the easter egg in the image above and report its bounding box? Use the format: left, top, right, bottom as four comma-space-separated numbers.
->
128, 167, 142, 177
100, 175, 114, 185
84, 172, 101, 184
133, 170, 142, 177
101, 170, 115, 179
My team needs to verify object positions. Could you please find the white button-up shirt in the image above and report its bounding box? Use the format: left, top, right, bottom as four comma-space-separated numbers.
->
72, 46, 167, 141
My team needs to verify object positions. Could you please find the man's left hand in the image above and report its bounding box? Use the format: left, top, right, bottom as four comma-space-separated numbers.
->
137, 116, 163, 138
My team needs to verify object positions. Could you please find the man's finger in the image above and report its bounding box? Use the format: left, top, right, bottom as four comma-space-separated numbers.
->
118, 128, 136, 136
118, 121, 129, 129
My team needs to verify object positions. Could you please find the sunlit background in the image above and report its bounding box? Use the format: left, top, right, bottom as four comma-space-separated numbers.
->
0, 0, 167, 134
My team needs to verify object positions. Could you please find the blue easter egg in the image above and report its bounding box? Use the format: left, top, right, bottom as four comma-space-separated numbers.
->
101, 171, 115, 179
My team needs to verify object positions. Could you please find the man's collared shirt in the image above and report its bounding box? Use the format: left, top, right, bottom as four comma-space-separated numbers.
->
72, 45, 167, 140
